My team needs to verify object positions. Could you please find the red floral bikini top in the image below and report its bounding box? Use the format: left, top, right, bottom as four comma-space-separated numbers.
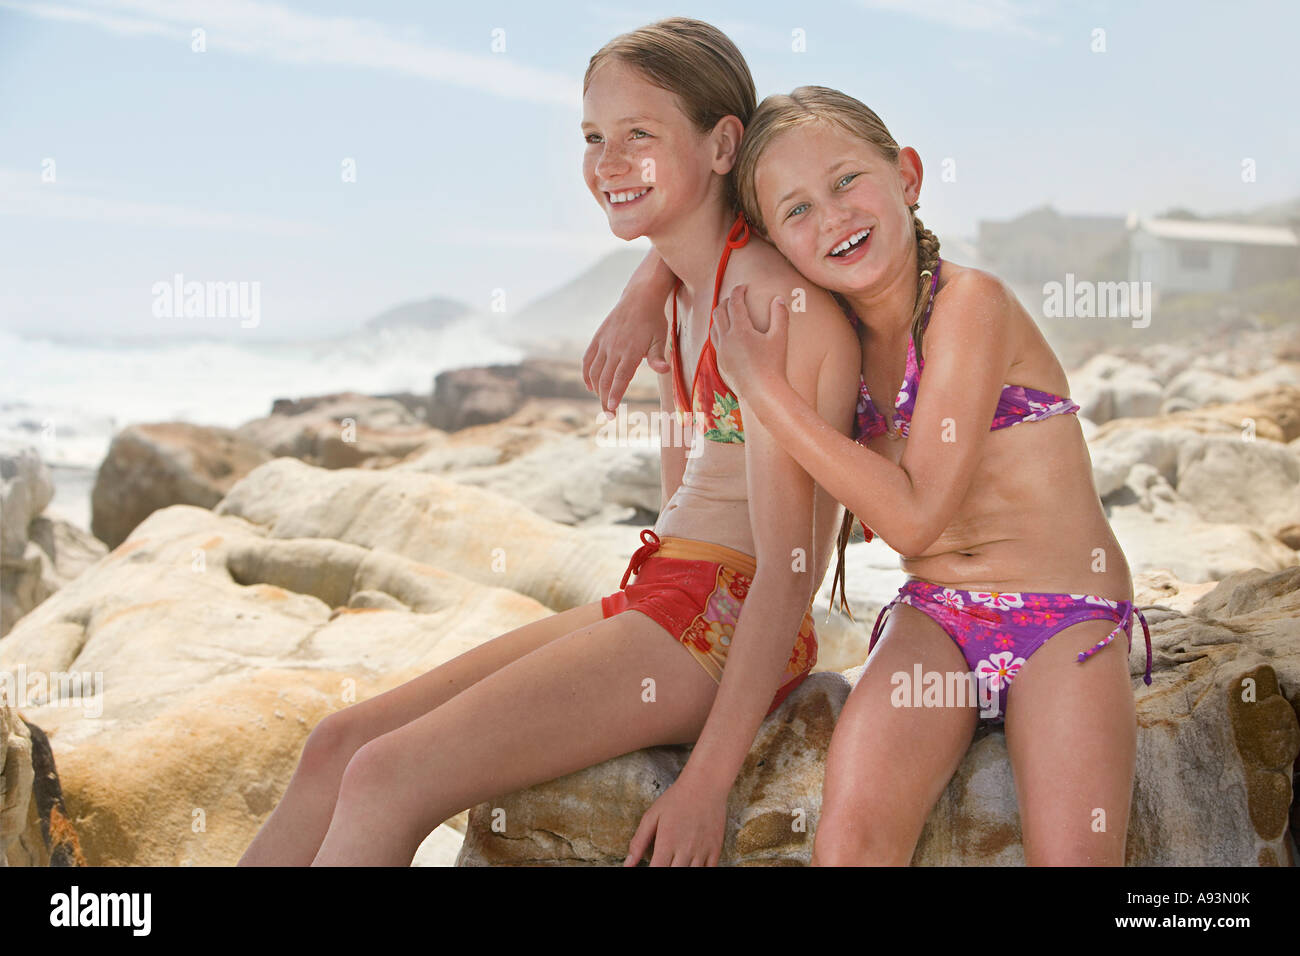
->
667, 211, 750, 445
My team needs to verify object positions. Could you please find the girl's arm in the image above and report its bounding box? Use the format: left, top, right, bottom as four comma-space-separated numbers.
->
676, 282, 860, 795
582, 249, 679, 413
719, 272, 1019, 556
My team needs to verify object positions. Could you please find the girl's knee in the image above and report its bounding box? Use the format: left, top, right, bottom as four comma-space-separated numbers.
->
299, 710, 366, 777
811, 812, 914, 866
1024, 834, 1125, 867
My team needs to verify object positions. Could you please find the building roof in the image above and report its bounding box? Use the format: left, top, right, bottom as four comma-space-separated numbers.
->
979, 204, 1126, 233
1133, 217, 1299, 247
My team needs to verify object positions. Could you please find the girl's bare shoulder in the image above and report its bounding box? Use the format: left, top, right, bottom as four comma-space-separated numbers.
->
931, 262, 1030, 339
730, 235, 849, 326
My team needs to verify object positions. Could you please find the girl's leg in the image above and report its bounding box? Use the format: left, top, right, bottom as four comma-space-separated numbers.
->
239, 600, 607, 866
1003, 618, 1136, 865
811, 604, 978, 866
312, 606, 719, 865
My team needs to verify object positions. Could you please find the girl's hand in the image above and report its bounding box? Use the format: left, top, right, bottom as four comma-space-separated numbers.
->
710, 284, 790, 394
583, 280, 672, 415
623, 773, 728, 867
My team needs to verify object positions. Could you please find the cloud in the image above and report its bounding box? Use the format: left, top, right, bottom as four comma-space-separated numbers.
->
0, 0, 581, 106
0, 167, 326, 236
857, 0, 1056, 42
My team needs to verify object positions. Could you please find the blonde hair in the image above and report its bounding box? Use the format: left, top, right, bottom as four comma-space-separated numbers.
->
735, 86, 941, 618
584, 17, 756, 212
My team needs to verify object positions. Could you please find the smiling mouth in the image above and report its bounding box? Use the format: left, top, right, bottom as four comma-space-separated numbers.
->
606, 187, 652, 205
829, 228, 871, 257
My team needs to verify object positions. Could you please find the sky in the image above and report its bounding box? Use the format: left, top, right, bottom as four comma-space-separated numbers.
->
1, 0, 1296, 342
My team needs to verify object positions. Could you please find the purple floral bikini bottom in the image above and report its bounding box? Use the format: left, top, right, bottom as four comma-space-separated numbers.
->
869, 579, 1153, 723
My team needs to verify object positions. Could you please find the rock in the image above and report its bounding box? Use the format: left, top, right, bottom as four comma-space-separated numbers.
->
1160, 368, 1255, 413
237, 392, 440, 470
1, 447, 52, 562
0, 708, 84, 867
90, 423, 273, 549
1, 447, 109, 636
1277, 524, 1300, 551
1069, 354, 1165, 425
2, 447, 56, 636
1199, 386, 1300, 444
0, 700, 36, 866
458, 567, 1300, 865
406, 435, 661, 527
457, 672, 845, 865
1131, 568, 1219, 616
0, 473, 575, 864
429, 359, 657, 432
215, 458, 628, 611
1, 703, 84, 867
1106, 494, 1297, 582
1174, 431, 1300, 532
1087, 420, 1300, 576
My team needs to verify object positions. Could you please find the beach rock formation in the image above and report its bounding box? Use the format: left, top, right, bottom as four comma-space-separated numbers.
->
1, 446, 107, 636
457, 671, 844, 866
0, 704, 84, 866
429, 358, 657, 432
237, 392, 439, 469
0, 459, 632, 865
90, 422, 273, 549
1087, 387, 1300, 580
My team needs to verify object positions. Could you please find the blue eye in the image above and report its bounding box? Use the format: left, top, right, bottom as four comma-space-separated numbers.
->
785, 202, 808, 219
630, 129, 650, 139
837, 173, 859, 188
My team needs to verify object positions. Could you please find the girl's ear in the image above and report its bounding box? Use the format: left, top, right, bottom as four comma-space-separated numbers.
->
897, 146, 924, 206
711, 114, 745, 175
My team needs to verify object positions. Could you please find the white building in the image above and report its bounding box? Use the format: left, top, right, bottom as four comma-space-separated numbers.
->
1127, 215, 1299, 297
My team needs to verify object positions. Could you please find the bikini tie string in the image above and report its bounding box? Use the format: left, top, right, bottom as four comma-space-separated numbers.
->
621, 529, 662, 589
1076, 602, 1154, 686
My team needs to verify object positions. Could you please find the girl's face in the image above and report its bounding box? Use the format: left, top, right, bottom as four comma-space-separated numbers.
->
754, 121, 921, 297
581, 59, 720, 241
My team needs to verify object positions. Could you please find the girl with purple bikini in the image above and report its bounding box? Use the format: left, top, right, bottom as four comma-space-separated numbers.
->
586, 87, 1151, 866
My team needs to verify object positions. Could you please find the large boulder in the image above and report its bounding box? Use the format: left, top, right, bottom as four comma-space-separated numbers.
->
458, 567, 1300, 866
236, 392, 439, 469
0, 458, 667, 865
1087, 413, 1300, 576
90, 423, 273, 548
1069, 354, 1165, 425
0, 481, 574, 864
404, 434, 661, 527
1, 705, 84, 866
1, 446, 108, 635
428, 359, 657, 432
457, 672, 844, 866
214, 457, 628, 611
1160, 363, 1300, 415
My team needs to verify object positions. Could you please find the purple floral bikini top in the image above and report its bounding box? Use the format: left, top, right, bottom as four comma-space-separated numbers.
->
846, 260, 1080, 443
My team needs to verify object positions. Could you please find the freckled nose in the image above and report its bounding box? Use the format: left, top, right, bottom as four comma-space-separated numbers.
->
595, 145, 629, 180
